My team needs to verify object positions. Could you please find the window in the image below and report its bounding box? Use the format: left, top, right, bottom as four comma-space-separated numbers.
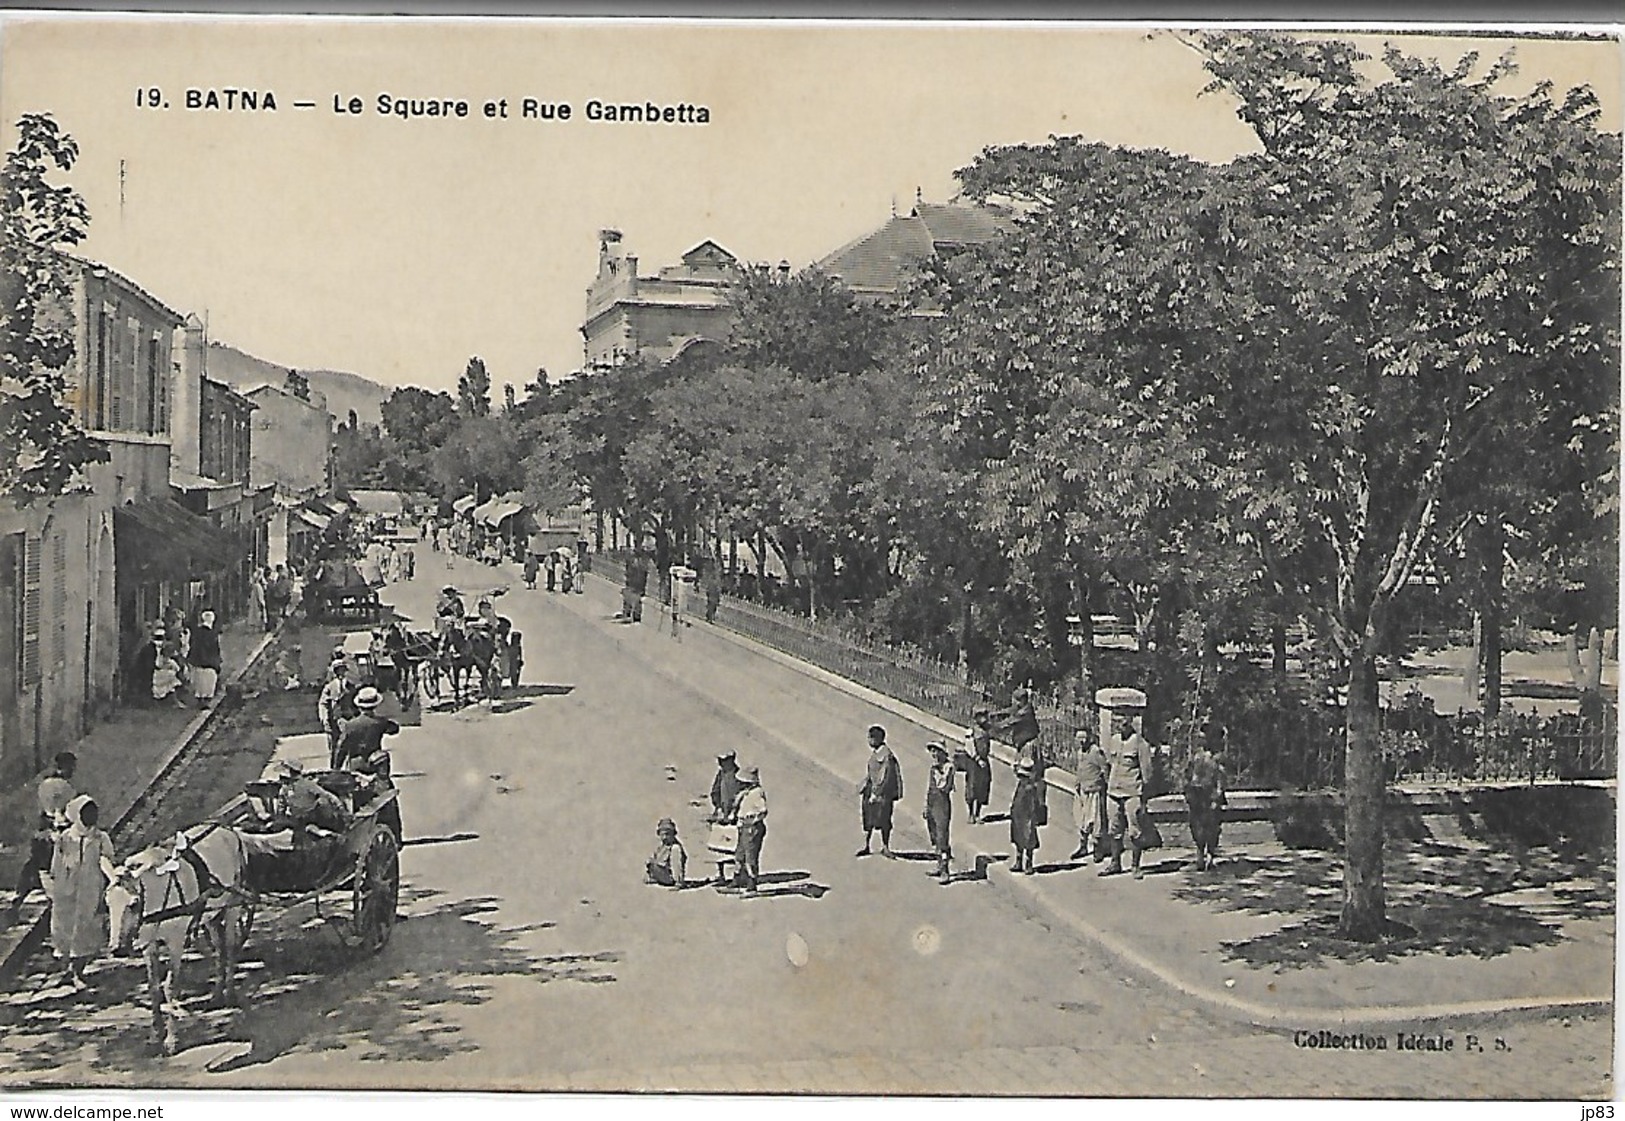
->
50, 533, 66, 671
146, 334, 160, 433
94, 307, 110, 429
21, 533, 40, 687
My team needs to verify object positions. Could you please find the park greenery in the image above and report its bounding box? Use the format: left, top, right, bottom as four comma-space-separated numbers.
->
319, 33, 1619, 939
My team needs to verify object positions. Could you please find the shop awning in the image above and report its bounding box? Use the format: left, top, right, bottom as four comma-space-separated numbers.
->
295, 508, 331, 530
452, 495, 478, 515
471, 498, 499, 523
480, 501, 525, 527
114, 496, 235, 581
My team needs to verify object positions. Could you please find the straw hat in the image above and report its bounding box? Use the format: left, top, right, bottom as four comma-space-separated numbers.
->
354, 687, 383, 709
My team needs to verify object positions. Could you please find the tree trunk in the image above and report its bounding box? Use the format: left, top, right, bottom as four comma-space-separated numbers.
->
1339, 651, 1389, 941
1271, 622, 1288, 682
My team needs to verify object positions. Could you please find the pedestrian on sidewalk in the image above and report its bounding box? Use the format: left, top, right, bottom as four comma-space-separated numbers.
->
127, 623, 158, 708
50, 795, 115, 991
6, 752, 77, 924
265, 567, 290, 630
645, 818, 688, 888
702, 560, 721, 624
1071, 727, 1110, 863
857, 725, 903, 858
249, 567, 266, 630
731, 767, 768, 893
1102, 709, 1156, 879
523, 551, 539, 590
964, 707, 994, 823
1009, 758, 1043, 875
151, 629, 186, 707
545, 550, 558, 592
1183, 739, 1227, 872
188, 609, 222, 703
924, 742, 955, 884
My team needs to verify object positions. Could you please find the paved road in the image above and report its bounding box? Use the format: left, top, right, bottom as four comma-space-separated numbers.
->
0, 555, 1610, 1096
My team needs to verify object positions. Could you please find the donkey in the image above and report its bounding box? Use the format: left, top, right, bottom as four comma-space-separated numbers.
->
107, 823, 251, 1055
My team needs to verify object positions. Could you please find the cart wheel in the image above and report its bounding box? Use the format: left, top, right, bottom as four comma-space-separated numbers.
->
348, 825, 399, 955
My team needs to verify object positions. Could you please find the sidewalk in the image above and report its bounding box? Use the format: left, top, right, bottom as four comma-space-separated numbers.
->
519, 562, 1613, 1028
0, 621, 279, 975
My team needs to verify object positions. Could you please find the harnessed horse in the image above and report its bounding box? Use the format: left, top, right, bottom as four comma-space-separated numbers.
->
106, 823, 251, 1054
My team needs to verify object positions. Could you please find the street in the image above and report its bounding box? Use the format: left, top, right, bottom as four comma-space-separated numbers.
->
0, 553, 1609, 1096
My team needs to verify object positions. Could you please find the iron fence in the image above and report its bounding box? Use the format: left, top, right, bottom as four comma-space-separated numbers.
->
604, 553, 1614, 790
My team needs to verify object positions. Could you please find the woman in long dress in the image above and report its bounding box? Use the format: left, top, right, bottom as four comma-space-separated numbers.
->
51, 795, 116, 989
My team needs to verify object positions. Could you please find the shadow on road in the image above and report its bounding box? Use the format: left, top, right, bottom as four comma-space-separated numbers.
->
1171, 836, 1614, 969
0, 886, 620, 1084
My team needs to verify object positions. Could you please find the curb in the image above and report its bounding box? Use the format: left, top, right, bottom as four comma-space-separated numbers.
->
579, 572, 1613, 1029
0, 627, 281, 985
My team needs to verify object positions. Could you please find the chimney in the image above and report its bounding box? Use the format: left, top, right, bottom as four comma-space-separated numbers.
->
170, 312, 205, 477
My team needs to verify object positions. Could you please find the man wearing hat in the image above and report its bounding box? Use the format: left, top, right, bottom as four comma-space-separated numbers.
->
708, 751, 742, 823
1102, 707, 1157, 879
924, 742, 955, 884
731, 766, 768, 892
318, 659, 359, 765
334, 686, 400, 774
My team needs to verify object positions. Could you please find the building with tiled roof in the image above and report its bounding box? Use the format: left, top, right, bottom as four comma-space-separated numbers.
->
815, 196, 1016, 301
581, 230, 740, 369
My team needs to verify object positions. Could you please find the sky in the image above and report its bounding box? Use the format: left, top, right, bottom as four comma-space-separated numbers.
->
0, 17, 1619, 398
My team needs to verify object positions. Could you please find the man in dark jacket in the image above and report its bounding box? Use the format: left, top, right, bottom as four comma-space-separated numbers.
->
334, 687, 399, 777
187, 609, 223, 702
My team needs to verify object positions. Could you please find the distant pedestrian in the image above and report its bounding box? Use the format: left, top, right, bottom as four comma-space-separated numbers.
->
50, 795, 115, 991
709, 751, 741, 823
403, 544, 416, 581
964, 707, 994, 823
544, 551, 558, 592
504, 631, 524, 690
1009, 758, 1043, 875
188, 609, 222, 702
523, 552, 539, 590
1183, 742, 1227, 872
645, 819, 687, 888
1102, 709, 1156, 879
1070, 728, 1109, 863
265, 567, 290, 629
924, 742, 955, 884
857, 725, 903, 858
560, 550, 576, 594
5, 752, 77, 924
731, 766, 768, 892
249, 567, 267, 629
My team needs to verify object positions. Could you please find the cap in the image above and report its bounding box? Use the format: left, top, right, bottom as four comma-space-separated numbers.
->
354, 687, 383, 709
717, 750, 737, 763
656, 817, 677, 833
927, 741, 948, 755
1015, 758, 1036, 775
736, 766, 760, 785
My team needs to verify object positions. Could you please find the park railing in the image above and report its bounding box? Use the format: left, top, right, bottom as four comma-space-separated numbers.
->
601, 552, 1615, 790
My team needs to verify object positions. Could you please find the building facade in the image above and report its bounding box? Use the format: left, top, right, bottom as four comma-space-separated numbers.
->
581, 230, 738, 369
245, 377, 333, 498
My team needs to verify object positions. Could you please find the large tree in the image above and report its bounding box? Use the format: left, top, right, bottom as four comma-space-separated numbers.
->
0, 114, 106, 502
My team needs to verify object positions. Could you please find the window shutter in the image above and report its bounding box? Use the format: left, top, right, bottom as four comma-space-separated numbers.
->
51, 533, 67, 671
21, 535, 41, 686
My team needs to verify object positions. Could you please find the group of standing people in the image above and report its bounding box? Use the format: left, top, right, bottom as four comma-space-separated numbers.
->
126, 606, 224, 709
523, 548, 580, 595
249, 565, 296, 632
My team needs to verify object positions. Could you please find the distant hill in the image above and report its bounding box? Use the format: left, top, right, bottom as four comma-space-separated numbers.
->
206, 341, 387, 429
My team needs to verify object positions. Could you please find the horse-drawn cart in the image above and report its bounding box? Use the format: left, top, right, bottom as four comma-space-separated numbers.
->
227, 770, 402, 955
109, 770, 402, 1054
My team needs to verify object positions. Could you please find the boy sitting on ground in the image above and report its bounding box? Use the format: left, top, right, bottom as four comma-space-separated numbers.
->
645, 818, 687, 888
